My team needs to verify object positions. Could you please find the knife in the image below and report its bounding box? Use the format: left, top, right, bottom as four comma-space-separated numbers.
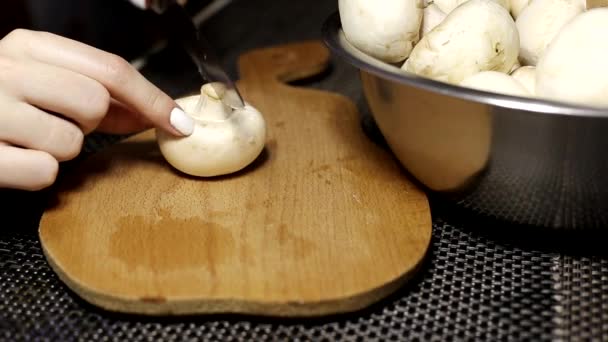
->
135, 0, 246, 110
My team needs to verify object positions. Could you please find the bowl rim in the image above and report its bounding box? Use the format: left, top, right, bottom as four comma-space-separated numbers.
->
321, 11, 608, 118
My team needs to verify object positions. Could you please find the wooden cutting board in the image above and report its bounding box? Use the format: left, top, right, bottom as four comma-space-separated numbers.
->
587, 0, 608, 8
38, 41, 432, 317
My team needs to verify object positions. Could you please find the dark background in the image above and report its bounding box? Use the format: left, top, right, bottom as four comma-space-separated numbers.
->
0, 0, 211, 61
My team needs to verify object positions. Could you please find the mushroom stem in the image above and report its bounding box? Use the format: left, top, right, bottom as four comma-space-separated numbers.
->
189, 83, 232, 121
194, 92, 204, 114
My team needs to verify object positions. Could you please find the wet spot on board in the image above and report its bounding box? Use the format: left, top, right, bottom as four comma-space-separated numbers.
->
274, 223, 314, 259
310, 164, 331, 174
337, 155, 357, 162
109, 209, 235, 275
278, 224, 288, 244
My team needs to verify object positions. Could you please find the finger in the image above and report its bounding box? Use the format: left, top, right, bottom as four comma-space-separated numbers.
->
0, 97, 84, 161
0, 57, 110, 134
96, 99, 153, 134
0, 142, 58, 191
0, 29, 193, 136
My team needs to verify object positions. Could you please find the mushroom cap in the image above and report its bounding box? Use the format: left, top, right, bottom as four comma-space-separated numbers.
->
338, 0, 423, 63
156, 94, 266, 177
515, 0, 584, 66
403, 0, 519, 84
420, 4, 447, 38
509, 0, 531, 18
434, 0, 510, 14
459, 70, 530, 96
510, 65, 536, 94
536, 8, 608, 107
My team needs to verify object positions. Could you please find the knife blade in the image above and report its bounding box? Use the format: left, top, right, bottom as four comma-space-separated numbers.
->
149, 0, 245, 110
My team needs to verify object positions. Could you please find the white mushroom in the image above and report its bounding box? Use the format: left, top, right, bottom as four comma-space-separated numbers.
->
402, 0, 519, 84
433, 0, 510, 14
510, 65, 536, 94
420, 3, 447, 38
459, 70, 530, 96
509, 0, 531, 19
536, 8, 608, 107
515, 0, 584, 66
156, 83, 266, 177
338, 0, 423, 63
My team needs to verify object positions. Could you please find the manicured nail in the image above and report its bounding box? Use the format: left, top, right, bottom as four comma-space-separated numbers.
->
170, 107, 194, 136
128, 0, 147, 10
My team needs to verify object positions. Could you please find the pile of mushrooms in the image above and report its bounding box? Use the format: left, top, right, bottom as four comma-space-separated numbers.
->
156, 83, 266, 177
339, 0, 608, 107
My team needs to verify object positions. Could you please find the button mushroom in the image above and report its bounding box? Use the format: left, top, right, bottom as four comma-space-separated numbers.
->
156, 83, 266, 177
434, 0, 510, 14
535, 8, 608, 107
338, 0, 424, 63
459, 70, 530, 96
515, 0, 584, 66
510, 65, 536, 94
509, 0, 531, 19
420, 3, 447, 38
402, 0, 519, 84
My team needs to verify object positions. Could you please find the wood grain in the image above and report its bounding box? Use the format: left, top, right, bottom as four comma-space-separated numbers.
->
38, 41, 432, 317
587, 0, 608, 8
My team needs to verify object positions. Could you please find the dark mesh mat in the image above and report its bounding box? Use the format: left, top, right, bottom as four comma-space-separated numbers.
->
452, 114, 608, 230
554, 256, 608, 340
0, 213, 557, 341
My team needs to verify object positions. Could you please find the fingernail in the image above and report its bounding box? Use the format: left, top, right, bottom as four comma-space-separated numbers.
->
170, 107, 194, 136
128, 0, 147, 9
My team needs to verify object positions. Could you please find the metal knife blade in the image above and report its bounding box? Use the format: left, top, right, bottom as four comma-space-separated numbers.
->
154, 1, 245, 109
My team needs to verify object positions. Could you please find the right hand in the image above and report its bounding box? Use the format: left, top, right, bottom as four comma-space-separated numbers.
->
0, 29, 195, 191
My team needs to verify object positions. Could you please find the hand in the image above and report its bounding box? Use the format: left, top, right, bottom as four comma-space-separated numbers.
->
0, 29, 194, 191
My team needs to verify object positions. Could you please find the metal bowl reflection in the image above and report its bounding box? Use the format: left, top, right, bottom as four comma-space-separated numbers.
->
322, 12, 608, 229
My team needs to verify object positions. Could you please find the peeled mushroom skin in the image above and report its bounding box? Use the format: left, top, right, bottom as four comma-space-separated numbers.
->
156, 83, 266, 177
459, 70, 531, 96
338, 0, 423, 63
403, 0, 519, 84
536, 8, 608, 107
515, 0, 584, 66
510, 65, 536, 94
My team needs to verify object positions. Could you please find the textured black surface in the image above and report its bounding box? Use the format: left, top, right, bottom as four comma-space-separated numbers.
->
452, 113, 608, 230
1, 0, 607, 340
554, 256, 608, 341
0, 215, 557, 341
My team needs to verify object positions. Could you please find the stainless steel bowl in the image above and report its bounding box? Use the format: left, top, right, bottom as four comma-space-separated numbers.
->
322, 12, 608, 229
